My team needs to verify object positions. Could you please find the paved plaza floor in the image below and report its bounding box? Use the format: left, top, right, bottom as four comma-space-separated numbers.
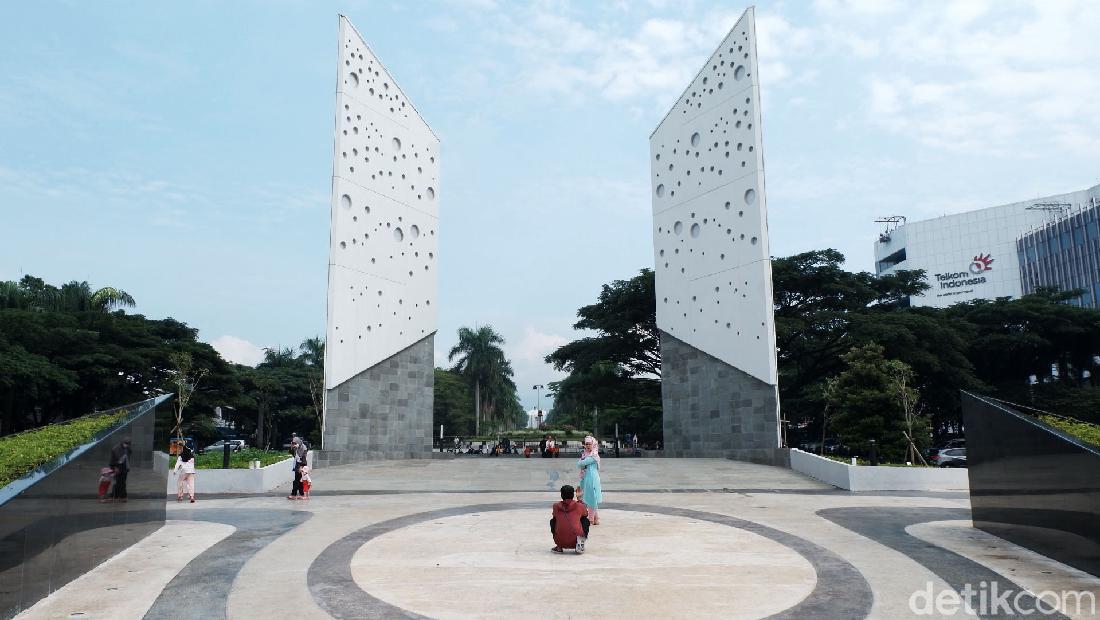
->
17, 458, 1100, 619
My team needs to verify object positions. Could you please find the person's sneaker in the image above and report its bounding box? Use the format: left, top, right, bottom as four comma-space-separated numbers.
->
551, 546, 564, 554
576, 537, 586, 554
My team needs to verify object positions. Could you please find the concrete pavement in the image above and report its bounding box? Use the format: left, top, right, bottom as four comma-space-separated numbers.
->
15, 458, 1100, 619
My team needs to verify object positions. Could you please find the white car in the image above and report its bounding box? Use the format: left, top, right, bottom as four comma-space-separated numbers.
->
202, 439, 247, 454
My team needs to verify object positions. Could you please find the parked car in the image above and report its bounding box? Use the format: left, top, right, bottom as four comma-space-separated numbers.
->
927, 438, 966, 461
200, 439, 246, 454
931, 447, 967, 468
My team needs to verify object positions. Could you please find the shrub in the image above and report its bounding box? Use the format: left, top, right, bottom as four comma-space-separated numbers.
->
193, 447, 291, 469
1039, 415, 1100, 448
0, 410, 128, 488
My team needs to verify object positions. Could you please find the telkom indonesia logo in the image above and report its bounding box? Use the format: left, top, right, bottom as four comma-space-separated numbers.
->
970, 253, 994, 274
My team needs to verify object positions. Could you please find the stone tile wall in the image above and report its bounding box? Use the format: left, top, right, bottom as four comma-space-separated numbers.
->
316, 334, 434, 465
660, 331, 783, 465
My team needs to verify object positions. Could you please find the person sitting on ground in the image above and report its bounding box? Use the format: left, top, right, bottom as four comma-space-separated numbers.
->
550, 484, 590, 555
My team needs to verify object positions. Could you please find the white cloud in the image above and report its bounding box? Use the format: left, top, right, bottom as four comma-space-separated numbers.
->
508, 326, 569, 365
822, 0, 1100, 155
210, 335, 266, 366
485, 6, 748, 106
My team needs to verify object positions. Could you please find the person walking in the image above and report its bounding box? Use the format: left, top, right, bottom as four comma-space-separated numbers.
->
287, 437, 308, 499
576, 436, 603, 525
539, 434, 549, 458
172, 446, 197, 502
110, 440, 131, 502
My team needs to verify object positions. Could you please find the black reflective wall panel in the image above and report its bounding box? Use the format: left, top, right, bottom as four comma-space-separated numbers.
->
962, 392, 1100, 577
0, 397, 168, 618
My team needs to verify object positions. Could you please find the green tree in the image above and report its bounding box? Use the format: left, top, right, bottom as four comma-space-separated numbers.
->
824, 343, 930, 462
546, 269, 663, 441
299, 337, 325, 443
434, 368, 474, 437
447, 326, 517, 434
546, 269, 660, 378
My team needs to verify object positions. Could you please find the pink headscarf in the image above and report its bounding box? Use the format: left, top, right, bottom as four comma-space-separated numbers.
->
579, 435, 601, 467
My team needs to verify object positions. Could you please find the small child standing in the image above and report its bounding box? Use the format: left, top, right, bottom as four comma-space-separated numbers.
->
97, 467, 114, 501
299, 465, 312, 499
550, 484, 590, 554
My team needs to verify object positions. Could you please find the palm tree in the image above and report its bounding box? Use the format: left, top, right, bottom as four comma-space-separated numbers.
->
299, 337, 326, 443
0, 277, 135, 313
59, 281, 136, 312
261, 347, 297, 367
447, 326, 510, 435
298, 337, 325, 368
90, 286, 136, 311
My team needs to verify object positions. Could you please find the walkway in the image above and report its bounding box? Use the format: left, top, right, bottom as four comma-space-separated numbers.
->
16, 459, 1100, 619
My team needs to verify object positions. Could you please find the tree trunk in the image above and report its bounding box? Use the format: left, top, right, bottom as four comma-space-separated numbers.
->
474, 380, 480, 436
258, 404, 266, 450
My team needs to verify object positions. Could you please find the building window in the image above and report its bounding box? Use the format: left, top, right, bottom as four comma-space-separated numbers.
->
1074, 226, 1086, 246
1026, 245, 1037, 262
877, 248, 907, 272
1061, 230, 1072, 251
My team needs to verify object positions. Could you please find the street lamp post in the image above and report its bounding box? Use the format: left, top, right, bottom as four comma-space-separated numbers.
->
532, 384, 544, 428
532, 384, 544, 414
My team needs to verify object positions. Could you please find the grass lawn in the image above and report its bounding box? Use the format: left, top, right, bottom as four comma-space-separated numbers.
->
0, 410, 129, 488
823, 454, 931, 467
1039, 414, 1100, 448
193, 448, 291, 469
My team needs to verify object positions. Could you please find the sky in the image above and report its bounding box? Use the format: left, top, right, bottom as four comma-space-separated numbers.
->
2, 0, 1099, 413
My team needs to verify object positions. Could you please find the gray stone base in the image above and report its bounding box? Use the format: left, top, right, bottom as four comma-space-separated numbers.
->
316, 334, 435, 466
660, 331, 782, 465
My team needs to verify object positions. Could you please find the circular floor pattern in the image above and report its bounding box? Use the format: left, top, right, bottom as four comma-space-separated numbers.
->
308, 502, 873, 620
352, 508, 816, 619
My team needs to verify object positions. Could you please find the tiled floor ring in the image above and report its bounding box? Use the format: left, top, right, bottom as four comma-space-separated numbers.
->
307, 501, 873, 620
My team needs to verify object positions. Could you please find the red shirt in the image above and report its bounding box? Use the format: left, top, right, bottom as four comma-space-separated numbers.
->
552, 499, 588, 548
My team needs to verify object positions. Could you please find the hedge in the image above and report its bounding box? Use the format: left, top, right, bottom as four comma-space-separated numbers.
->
192, 448, 292, 470
0, 410, 129, 489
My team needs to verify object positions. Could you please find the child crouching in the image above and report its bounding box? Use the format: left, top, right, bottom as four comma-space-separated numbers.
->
550, 484, 590, 554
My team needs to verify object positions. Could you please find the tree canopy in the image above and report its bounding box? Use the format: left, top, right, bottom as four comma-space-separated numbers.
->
447, 325, 525, 433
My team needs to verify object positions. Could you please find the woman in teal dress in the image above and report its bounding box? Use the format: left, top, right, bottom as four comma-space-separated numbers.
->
577, 435, 603, 525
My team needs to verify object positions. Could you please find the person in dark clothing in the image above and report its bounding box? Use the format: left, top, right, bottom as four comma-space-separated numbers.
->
287, 437, 308, 499
110, 440, 131, 501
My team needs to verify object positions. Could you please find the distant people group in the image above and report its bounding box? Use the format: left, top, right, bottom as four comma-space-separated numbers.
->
539, 434, 559, 458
